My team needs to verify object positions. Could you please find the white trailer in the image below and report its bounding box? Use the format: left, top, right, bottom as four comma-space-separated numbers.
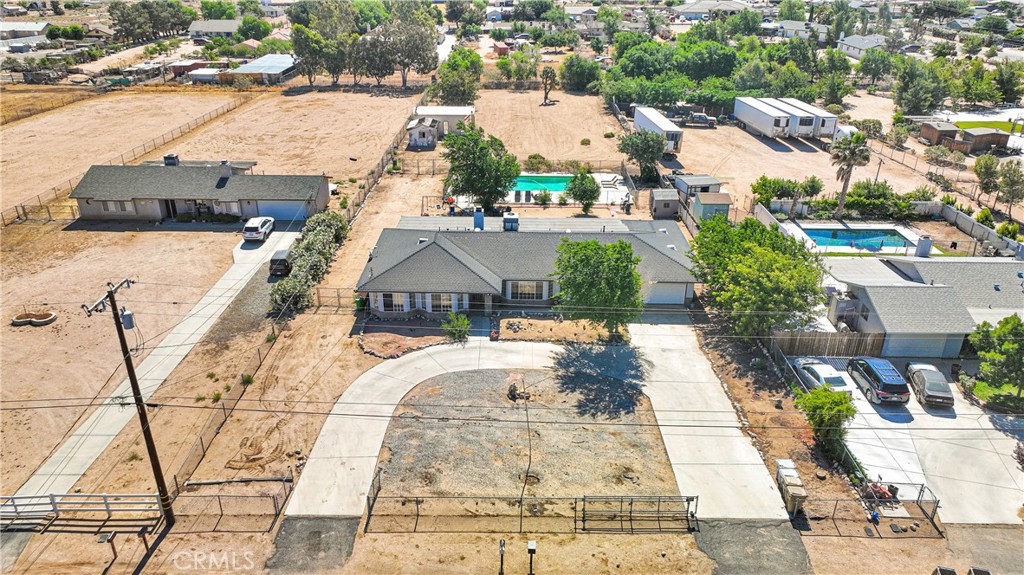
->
733, 97, 789, 138
778, 97, 839, 139
760, 98, 816, 138
634, 106, 682, 153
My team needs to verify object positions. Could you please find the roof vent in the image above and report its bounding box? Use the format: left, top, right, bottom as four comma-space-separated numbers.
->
418, 237, 428, 245
667, 244, 677, 251
163, 153, 179, 166
994, 284, 1001, 291
659, 228, 667, 234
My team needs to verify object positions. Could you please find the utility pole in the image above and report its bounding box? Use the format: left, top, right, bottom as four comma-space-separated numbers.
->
83, 279, 175, 527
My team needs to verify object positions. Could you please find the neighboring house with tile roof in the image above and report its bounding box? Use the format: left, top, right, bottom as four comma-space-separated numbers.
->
69, 160, 329, 222
357, 216, 696, 317
823, 256, 1023, 357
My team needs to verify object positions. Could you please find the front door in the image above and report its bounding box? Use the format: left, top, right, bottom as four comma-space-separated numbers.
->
163, 200, 178, 218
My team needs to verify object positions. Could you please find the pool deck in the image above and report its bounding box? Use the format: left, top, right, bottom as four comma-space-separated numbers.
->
779, 222, 938, 255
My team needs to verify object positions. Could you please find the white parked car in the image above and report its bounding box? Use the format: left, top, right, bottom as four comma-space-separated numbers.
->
242, 216, 275, 242
792, 359, 855, 396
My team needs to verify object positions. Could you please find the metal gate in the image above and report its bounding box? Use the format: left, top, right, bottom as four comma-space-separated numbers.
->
577, 496, 697, 533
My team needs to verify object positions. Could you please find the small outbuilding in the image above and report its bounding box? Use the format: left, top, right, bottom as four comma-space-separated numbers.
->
188, 19, 242, 38
960, 127, 1010, 153
691, 192, 733, 221
650, 188, 680, 220
407, 106, 475, 148
919, 121, 959, 146
674, 174, 724, 196
221, 54, 295, 85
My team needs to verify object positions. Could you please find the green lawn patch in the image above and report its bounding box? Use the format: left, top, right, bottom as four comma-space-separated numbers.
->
954, 120, 1015, 132
972, 379, 1024, 412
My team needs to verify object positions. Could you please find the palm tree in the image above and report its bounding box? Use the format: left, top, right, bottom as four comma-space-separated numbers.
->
829, 132, 872, 218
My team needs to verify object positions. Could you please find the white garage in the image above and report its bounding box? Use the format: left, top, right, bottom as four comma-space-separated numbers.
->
257, 200, 311, 221
643, 282, 693, 305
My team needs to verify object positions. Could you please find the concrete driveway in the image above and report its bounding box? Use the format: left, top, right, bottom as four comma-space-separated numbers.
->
628, 315, 788, 520
846, 385, 1023, 525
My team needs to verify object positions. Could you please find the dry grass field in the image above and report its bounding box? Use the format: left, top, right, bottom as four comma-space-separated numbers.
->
137, 90, 420, 184
0, 92, 237, 210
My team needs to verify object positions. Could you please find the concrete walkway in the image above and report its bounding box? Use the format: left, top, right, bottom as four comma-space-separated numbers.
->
13, 231, 299, 498
288, 315, 787, 520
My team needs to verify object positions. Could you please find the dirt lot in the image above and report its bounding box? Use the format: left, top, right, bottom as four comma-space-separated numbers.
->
907, 219, 979, 255
377, 368, 677, 497
0, 222, 238, 494
0, 92, 238, 210
361, 318, 447, 357
473, 90, 626, 163
0, 84, 99, 124
137, 90, 420, 185
500, 317, 609, 342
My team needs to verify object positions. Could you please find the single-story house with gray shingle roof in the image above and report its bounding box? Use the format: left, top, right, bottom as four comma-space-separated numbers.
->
837, 34, 885, 59
357, 217, 696, 317
69, 161, 329, 222
0, 21, 50, 40
779, 20, 829, 43
845, 284, 975, 357
187, 19, 242, 38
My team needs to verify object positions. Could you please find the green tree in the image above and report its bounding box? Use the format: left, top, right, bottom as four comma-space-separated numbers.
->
998, 159, 1024, 218
590, 37, 605, 55
358, 25, 395, 85
388, 21, 438, 88
540, 65, 558, 104
553, 239, 643, 337
236, 0, 262, 17
441, 122, 520, 211
962, 33, 984, 57
886, 126, 909, 149
612, 31, 647, 60
430, 46, 482, 105
768, 61, 811, 99
894, 58, 939, 114
237, 15, 271, 40
977, 14, 1010, 34
322, 34, 356, 84
932, 41, 957, 59
992, 59, 1024, 104
817, 73, 853, 106
678, 41, 738, 81
291, 24, 324, 85
618, 41, 675, 80
444, 0, 468, 23
969, 314, 1024, 398
795, 386, 856, 447
50, 1, 64, 15
200, 0, 235, 19
724, 9, 760, 36
789, 175, 824, 219
857, 48, 893, 84
352, 0, 389, 33
733, 59, 768, 91
830, 132, 871, 218
618, 130, 666, 183
441, 312, 471, 341
559, 53, 600, 91
596, 5, 622, 39
778, 0, 806, 22
566, 170, 600, 213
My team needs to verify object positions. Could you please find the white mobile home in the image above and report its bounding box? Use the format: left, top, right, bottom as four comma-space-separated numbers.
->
778, 98, 838, 139
733, 97, 789, 138
634, 107, 682, 153
760, 98, 815, 138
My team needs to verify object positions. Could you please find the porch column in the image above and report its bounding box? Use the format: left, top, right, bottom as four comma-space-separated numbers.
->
484, 294, 493, 315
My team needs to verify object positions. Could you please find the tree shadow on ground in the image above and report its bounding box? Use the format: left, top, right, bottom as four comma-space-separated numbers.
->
552, 343, 649, 418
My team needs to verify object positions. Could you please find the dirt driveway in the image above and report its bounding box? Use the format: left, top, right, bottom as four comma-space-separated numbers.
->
0, 92, 238, 210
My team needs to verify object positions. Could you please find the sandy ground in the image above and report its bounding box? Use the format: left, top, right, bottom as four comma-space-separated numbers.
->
343, 532, 715, 575
136, 91, 419, 185
0, 222, 238, 494
500, 317, 609, 342
473, 90, 626, 164
0, 92, 237, 210
361, 318, 447, 357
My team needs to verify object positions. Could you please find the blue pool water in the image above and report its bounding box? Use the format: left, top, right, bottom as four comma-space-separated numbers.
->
804, 228, 910, 250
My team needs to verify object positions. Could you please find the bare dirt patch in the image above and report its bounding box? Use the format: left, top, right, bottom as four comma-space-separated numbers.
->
500, 317, 609, 343
361, 318, 447, 357
0, 92, 238, 210
907, 219, 979, 255
0, 84, 98, 124
137, 90, 420, 185
0, 222, 238, 494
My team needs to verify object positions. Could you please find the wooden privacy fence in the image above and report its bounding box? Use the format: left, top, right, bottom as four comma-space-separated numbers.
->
0, 95, 250, 229
772, 330, 884, 358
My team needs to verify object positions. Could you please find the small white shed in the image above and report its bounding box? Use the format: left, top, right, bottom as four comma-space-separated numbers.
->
407, 106, 475, 148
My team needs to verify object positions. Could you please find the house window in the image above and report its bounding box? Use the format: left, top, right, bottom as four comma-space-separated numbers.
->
220, 201, 240, 215
510, 281, 544, 300
382, 293, 404, 312
860, 307, 870, 321
663, 202, 671, 208
431, 293, 452, 312
101, 200, 134, 213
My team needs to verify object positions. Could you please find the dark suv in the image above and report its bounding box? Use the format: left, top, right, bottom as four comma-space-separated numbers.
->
847, 357, 911, 405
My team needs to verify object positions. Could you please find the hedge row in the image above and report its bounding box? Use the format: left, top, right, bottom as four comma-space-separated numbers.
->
269, 212, 350, 313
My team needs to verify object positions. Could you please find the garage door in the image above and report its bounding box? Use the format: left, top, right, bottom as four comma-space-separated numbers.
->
644, 282, 688, 305
257, 200, 307, 221
882, 334, 945, 358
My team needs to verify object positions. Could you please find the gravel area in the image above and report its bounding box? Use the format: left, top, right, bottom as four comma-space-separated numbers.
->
377, 368, 676, 498
205, 260, 277, 344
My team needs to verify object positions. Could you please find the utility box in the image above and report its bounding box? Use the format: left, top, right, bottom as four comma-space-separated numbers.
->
776, 459, 807, 515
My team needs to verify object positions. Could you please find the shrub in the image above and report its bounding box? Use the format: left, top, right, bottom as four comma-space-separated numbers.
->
959, 373, 977, 397
441, 312, 471, 341
904, 185, 936, 201
126, 451, 142, 462
849, 118, 883, 139
959, 204, 975, 217
825, 104, 844, 115
224, 383, 232, 392
176, 213, 194, 223
976, 207, 994, 228
194, 394, 207, 403
580, 138, 591, 146
557, 194, 569, 206
603, 131, 615, 138
241, 374, 254, 385
339, 196, 348, 209
211, 391, 222, 403
925, 146, 952, 165
348, 177, 357, 183
535, 190, 552, 205
996, 220, 1019, 238
206, 372, 216, 380
892, 110, 907, 126
940, 193, 957, 206
523, 153, 553, 172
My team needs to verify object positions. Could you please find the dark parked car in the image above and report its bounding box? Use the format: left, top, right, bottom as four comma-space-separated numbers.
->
269, 249, 292, 276
847, 357, 911, 404
904, 363, 955, 408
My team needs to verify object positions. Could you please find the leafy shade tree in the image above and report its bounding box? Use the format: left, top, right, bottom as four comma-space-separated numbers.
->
857, 48, 893, 84
553, 239, 643, 337
107, 0, 196, 42
540, 65, 558, 104
359, 26, 395, 85
590, 37, 605, 55
200, 0, 235, 19
323, 35, 356, 85
441, 122, 520, 212
691, 217, 825, 339
974, 153, 1001, 199
998, 159, 1024, 218
795, 386, 856, 449
612, 31, 647, 60
969, 314, 1024, 398
894, 58, 940, 115
566, 170, 600, 213
236, 0, 262, 17
559, 53, 600, 91
388, 21, 438, 88
768, 61, 812, 99
992, 59, 1024, 105
430, 46, 482, 105
830, 132, 871, 218
618, 130, 666, 183
778, 0, 806, 22
444, 0, 469, 23
678, 41, 738, 82
596, 5, 623, 39
237, 15, 271, 40
733, 59, 768, 91
724, 9, 760, 37
352, 0, 389, 33
291, 24, 324, 85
